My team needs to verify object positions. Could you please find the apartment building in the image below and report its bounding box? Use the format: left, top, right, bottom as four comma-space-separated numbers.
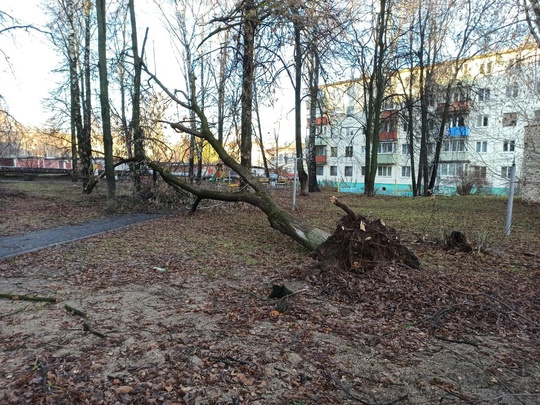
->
309, 46, 540, 196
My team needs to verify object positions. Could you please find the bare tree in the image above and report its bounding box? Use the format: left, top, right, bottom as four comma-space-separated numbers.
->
96, 0, 116, 213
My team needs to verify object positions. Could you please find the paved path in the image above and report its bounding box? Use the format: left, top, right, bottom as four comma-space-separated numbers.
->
0, 212, 167, 260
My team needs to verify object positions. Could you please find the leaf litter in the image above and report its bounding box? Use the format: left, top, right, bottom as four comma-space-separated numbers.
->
0, 179, 539, 404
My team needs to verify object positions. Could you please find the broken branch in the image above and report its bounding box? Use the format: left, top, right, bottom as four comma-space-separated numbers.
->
0, 293, 57, 303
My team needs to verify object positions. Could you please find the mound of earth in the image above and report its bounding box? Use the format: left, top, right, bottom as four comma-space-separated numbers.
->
313, 197, 420, 273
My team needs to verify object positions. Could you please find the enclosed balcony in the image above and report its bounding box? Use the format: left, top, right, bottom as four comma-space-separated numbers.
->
315, 155, 327, 165
448, 126, 470, 136
379, 131, 398, 141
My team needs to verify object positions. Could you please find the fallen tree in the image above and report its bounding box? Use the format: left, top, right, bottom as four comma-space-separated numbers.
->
142, 65, 419, 271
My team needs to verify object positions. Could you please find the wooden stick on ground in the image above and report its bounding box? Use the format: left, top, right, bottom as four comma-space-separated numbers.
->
0, 293, 57, 303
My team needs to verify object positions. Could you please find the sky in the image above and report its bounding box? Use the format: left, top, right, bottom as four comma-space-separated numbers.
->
1, 0, 60, 127
1, 0, 296, 150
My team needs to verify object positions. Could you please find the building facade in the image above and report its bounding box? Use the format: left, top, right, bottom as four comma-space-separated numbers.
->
310, 46, 540, 196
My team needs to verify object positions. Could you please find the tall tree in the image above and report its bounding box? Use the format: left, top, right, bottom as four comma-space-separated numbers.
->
96, 0, 116, 213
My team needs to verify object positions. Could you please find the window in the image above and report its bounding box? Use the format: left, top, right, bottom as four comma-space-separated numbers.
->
316, 166, 324, 176
501, 166, 512, 179
470, 165, 487, 179
343, 128, 355, 137
361, 166, 366, 175
449, 115, 466, 127
330, 166, 337, 176
378, 142, 395, 154
443, 139, 466, 152
380, 119, 397, 132
346, 105, 355, 115
377, 166, 392, 177
476, 115, 488, 127
344, 166, 353, 176
478, 88, 491, 101
505, 83, 519, 98
476, 141, 487, 153
503, 140, 515, 152
439, 163, 466, 177
330, 147, 337, 157
401, 166, 411, 177
345, 145, 353, 157
401, 144, 410, 155
361, 145, 366, 155
503, 112, 518, 127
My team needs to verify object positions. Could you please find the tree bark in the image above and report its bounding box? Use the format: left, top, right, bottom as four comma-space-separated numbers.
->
149, 160, 329, 251
96, 0, 116, 213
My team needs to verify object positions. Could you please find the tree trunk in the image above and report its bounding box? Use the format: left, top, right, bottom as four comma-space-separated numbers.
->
96, 0, 116, 214
81, 1, 93, 193
148, 161, 329, 252
294, 21, 308, 195
129, 0, 143, 193
307, 46, 320, 193
240, 0, 257, 171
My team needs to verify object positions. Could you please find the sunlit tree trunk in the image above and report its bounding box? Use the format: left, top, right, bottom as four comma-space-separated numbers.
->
96, 0, 116, 213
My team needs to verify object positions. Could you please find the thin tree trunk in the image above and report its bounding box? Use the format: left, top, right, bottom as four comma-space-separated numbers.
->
294, 20, 308, 195
129, 0, 143, 193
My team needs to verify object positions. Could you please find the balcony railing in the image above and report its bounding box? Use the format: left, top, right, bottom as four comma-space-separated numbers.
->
437, 100, 471, 114
379, 131, 398, 141
376, 154, 396, 164
448, 126, 470, 136
315, 155, 327, 165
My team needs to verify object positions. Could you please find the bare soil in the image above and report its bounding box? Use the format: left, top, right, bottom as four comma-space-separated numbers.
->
1, 177, 539, 404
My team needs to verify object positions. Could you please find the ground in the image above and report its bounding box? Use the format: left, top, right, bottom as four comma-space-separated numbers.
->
0, 176, 539, 404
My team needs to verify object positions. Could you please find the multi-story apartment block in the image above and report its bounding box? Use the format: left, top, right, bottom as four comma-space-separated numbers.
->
309, 46, 540, 196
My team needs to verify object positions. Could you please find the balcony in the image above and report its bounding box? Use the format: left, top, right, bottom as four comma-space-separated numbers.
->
376, 154, 396, 164
315, 155, 327, 165
379, 131, 398, 141
437, 100, 471, 114
307, 116, 328, 126
448, 126, 470, 137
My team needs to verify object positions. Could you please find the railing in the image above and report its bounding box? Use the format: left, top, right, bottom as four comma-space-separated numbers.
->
448, 126, 470, 136
379, 131, 398, 141
315, 155, 327, 164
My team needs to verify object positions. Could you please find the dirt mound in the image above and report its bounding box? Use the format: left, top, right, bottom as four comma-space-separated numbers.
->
313, 197, 420, 273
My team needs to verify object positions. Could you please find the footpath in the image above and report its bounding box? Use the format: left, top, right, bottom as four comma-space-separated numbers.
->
0, 212, 167, 260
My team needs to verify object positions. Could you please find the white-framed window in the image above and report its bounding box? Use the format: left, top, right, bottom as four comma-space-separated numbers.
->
401, 166, 411, 177
330, 147, 337, 157
380, 119, 397, 132
345, 145, 353, 157
443, 139, 466, 152
344, 166, 353, 176
470, 165, 487, 179
478, 88, 491, 101
439, 162, 466, 177
316, 166, 324, 176
476, 141, 487, 153
476, 115, 488, 127
377, 166, 392, 177
342, 128, 355, 137
505, 83, 519, 98
330, 166, 337, 176
401, 143, 409, 155
361, 166, 366, 175
503, 140, 515, 152
503, 112, 518, 127
501, 166, 512, 179
377, 142, 395, 154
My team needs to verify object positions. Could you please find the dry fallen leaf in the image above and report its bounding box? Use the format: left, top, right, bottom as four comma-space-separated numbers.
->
359, 221, 366, 231
115, 386, 134, 395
